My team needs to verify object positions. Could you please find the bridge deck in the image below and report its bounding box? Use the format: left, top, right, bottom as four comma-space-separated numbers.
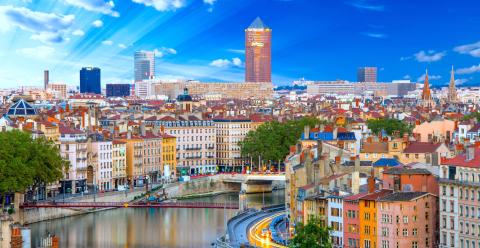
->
21, 201, 239, 209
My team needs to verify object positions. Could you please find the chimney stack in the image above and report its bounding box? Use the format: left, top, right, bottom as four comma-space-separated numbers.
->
367, 168, 375, 193
466, 145, 475, 161
127, 130, 132, 139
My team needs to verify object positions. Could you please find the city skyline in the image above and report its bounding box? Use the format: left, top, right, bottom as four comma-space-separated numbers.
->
0, 0, 480, 88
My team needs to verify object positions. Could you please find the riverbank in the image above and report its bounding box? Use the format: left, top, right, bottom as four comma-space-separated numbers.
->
21, 175, 241, 224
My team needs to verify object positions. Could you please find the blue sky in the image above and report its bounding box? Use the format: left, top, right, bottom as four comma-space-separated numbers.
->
0, 0, 479, 88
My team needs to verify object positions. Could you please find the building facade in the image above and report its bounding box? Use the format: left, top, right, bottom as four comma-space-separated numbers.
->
80, 67, 101, 94
357, 67, 377, 82
134, 50, 155, 82
106, 84, 131, 97
245, 17, 271, 83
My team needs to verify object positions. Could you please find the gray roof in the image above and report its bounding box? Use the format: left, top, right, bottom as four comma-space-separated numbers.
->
248, 17, 268, 29
383, 167, 432, 175
378, 192, 430, 202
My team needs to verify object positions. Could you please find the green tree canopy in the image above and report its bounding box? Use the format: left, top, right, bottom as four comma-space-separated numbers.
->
462, 111, 480, 122
289, 215, 332, 248
366, 118, 412, 136
239, 117, 325, 166
0, 130, 68, 207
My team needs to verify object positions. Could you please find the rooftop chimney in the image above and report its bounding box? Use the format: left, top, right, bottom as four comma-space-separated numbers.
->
466, 145, 475, 161
367, 168, 375, 193
304, 125, 310, 140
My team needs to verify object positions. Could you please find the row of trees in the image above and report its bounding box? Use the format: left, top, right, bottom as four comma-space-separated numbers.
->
239, 117, 324, 170
0, 130, 68, 208
366, 118, 413, 136
288, 216, 332, 248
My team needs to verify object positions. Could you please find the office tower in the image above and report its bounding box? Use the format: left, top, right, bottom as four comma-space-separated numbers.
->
106, 84, 131, 97
80, 67, 101, 94
245, 17, 271, 83
134, 51, 155, 82
357, 67, 377, 82
44, 70, 49, 90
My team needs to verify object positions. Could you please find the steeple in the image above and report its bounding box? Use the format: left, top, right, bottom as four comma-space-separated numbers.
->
448, 65, 458, 102
422, 69, 432, 101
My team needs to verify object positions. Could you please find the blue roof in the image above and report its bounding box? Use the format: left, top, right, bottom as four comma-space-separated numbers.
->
373, 158, 402, 167
337, 132, 356, 141
7, 99, 37, 116
301, 131, 334, 141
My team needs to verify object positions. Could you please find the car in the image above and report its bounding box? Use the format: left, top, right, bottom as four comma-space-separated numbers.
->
261, 228, 269, 238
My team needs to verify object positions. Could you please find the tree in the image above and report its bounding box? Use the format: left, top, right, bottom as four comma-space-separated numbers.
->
239, 117, 327, 171
462, 111, 480, 122
0, 130, 68, 208
289, 216, 332, 248
366, 118, 412, 136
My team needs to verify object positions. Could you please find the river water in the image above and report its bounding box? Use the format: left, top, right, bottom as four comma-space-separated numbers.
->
29, 190, 285, 248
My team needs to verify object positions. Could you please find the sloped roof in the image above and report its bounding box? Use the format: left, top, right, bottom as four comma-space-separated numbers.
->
373, 158, 402, 167
248, 17, 268, 29
403, 142, 442, 153
378, 192, 430, 202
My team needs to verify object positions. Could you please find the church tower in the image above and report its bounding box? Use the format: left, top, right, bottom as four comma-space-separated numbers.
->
447, 65, 458, 103
421, 69, 434, 108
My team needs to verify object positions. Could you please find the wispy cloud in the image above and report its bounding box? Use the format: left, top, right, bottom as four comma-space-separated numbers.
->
414, 50, 446, 62
16, 45, 55, 59
403, 75, 411, 80
118, 43, 127, 49
417, 73, 441, 82
454, 41, 480, 57
209, 57, 243, 68
456, 64, 480, 75
227, 49, 245, 54
72, 29, 85, 36
346, 0, 384, 11
361, 32, 386, 39
0, 5, 74, 43
154, 47, 177, 57
92, 19, 103, 28
454, 78, 469, 85
203, 0, 216, 12
102, 40, 113, 45
131, 0, 186, 11
64, 0, 119, 17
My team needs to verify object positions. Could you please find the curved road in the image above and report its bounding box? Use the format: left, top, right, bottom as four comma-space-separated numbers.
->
248, 213, 287, 248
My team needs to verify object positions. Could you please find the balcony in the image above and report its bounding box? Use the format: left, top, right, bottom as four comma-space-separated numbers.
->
438, 178, 480, 187
207, 146, 215, 150
207, 155, 215, 158
185, 155, 202, 159
185, 147, 202, 151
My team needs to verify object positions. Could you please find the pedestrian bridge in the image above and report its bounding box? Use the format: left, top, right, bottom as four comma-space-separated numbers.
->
219, 173, 286, 193
20, 201, 239, 209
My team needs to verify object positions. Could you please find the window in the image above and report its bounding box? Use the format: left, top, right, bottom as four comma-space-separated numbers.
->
412, 241, 418, 248
403, 228, 408, 236
403, 216, 409, 224
412, 228, 417, 236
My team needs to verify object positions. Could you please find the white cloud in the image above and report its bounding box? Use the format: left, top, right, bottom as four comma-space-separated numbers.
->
456, 64, 480, 75
0, 5, 74, 43
92, 19, 103, 28
454, 78, 469, 85
154, 47, 177, 57
17, 46, 55, 59
414, 50, 446, 62
64, 0, 119, 17
209, 57, 243, 68
204, 0, 216, 5
400, 56, 411, 61
102, 40, 113, 45
402, 75, 411, 80
454, 41, 480, 57
72, 29, 85, 36
361, 32, 386, 39
417, 73, 441, 82
131, 0, 186, 11
346, 0, 384, 11
118, 43, 127, 49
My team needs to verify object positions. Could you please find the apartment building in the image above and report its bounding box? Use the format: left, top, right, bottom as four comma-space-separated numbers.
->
59, 125, 88, 193
112, 140, 127, 190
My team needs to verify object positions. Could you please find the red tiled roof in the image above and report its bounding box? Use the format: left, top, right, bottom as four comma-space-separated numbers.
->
360, 189, 393, 201
159, 116, 176, 121
443, 148, 480, 168
344, 192, 369, 201
403, 142, 442, 153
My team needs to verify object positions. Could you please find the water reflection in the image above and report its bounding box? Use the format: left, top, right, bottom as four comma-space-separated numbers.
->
29, 190, 285, 248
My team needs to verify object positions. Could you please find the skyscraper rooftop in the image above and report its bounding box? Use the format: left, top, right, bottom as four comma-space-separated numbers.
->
248, 17, 269, 29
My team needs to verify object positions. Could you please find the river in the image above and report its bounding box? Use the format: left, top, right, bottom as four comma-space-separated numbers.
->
28, 190, 285, 248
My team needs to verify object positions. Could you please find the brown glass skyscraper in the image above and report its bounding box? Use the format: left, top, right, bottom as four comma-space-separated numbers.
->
245, 17, 271, 83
